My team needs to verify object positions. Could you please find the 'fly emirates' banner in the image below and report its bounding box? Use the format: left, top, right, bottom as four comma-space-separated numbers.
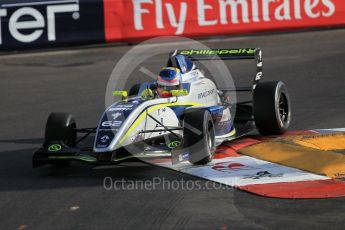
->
104, 0, 345, 41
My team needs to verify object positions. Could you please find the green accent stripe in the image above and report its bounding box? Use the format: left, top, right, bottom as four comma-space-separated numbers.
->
48, 155, 97, 162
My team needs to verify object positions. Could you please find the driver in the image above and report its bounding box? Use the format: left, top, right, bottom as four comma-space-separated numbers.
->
141, 67, 186, 99
156, 67, 182, 98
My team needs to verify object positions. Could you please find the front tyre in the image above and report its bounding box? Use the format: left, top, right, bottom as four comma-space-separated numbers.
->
253, 81, 291, 135
183, 110, 216, 165
44, 112, 77, 147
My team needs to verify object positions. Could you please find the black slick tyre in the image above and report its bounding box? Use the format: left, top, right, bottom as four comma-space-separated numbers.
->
44, 112, 77, 147
253, 81, 291, 135
183, 109, 216, 165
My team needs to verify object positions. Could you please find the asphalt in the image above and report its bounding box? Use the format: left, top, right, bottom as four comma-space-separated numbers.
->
0, 29, 345, 230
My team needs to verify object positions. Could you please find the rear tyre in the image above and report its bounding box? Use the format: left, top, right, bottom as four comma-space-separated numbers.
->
44, 112, 77, 147
253, 81, 291, 135
183, 110, 216, 165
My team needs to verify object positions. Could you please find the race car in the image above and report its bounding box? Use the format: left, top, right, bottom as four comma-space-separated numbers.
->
33, 48, 291, 168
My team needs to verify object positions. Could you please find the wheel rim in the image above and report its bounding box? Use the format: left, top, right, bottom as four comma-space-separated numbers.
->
208, 133, 212, 149
207, 121, 215, 153
278, 93, 289, 123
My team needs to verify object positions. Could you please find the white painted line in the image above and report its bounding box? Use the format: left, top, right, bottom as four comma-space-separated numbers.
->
151, 156, 329, 187
320, 128, 345, 132
148, 129, 345, 188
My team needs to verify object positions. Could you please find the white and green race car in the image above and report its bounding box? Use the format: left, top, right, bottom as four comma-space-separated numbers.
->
33, 48, 291, 168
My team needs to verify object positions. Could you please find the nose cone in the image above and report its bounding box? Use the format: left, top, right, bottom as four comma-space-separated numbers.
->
95, 130, 116, 149
94, 109, 126, 150
94, 100, 143, 151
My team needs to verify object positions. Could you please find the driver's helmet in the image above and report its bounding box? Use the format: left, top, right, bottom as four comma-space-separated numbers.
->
157, 67, 182, 98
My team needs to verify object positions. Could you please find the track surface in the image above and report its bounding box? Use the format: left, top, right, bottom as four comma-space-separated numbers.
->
1, 29, 345, 229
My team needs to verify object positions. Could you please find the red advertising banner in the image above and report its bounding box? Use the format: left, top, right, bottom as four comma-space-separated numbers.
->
103, 0, 345, 42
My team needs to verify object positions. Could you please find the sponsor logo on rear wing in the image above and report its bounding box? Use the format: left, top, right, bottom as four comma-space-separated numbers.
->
173, 48, 262, 90
173, 48, 259, 60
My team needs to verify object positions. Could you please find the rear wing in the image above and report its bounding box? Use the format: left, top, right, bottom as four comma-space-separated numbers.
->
172, 48, 263, 90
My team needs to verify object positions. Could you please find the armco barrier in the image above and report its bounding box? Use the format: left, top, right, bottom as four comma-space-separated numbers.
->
1, 0, 345, 51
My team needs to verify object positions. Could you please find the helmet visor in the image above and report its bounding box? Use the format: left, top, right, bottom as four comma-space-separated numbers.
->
157, 84, 181, 98
158, 84, 181, 92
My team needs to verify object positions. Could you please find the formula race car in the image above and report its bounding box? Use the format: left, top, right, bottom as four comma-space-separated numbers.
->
33, 48, 291, 168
